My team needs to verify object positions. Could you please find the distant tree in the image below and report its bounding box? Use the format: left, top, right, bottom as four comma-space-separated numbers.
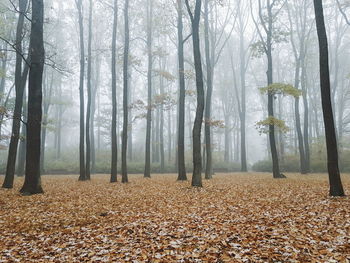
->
313, 0, 345, 196
122, 0, 130, 183
110, 0, 118, 183
3, 0, 29, 189
40, 69, 54, 175
185, 0, 204, 187
144, 0, 153, 178
20, 0, 45, 195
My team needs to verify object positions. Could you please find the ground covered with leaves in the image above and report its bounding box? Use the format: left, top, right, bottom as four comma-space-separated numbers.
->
0, 173, 349, 262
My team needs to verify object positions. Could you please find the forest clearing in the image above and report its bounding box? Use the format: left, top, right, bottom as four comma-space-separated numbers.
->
0, 173, 349, 262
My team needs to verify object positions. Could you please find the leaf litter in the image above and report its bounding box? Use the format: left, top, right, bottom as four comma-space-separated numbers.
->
0, 173, 349, 262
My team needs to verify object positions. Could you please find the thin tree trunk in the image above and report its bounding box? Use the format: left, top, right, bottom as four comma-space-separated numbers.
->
121, 0, 130, 183
77, 0, 86, 181
3, 0, 29, 189
110, 0, 118, 183
144, 0, 153, 178
85, 0, 93, 180
17, 89, 27, 177
204, 0, 213, 180
176, 0, 187, 181
266, 1, 282, 179
185, 0, 204, 187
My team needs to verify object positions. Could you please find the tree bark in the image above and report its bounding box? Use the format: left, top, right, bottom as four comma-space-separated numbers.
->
204, 0, 213, 180
122, 0, 130, 183
85, 0, 93, 180
313, 0, 345, 196
144, 0, 153, 178
20, 0, 45, 195
3, 0, 29, 189
176, 0, 187, 181
185, 0, 204, 187
77, 0, 86, 181
110, 0, 118, 183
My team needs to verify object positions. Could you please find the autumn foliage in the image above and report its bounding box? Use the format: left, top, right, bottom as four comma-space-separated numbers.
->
0, 173, 349, 262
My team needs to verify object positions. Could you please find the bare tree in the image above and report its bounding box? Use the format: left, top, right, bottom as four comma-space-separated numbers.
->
185, 0, 204, 187
313, 0, 345, 196
111, 0, 118, 183
20, 0, 45, 195
122, 0, 130, 183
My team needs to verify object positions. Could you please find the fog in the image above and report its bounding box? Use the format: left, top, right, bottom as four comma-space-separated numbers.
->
1, 0, 350, 177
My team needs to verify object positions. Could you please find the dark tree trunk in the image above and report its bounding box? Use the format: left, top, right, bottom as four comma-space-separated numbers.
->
85, 0, 93, 180
20, 0, 45, 195
266, 3, 282, 179
77, 0, 86, 181
110, 0, 118, 183
313, 0, 345, 196
144, 0, 153, 178
122, 0, 129, 183
185, 0, 204, 187
3, 0, 28, 189
176, 1, 187, 181
204, 0, 213, 180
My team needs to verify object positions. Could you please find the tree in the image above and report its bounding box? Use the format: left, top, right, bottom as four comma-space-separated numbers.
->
203, 0, 213, 179
110, 0, 118, 183
40, 69, 54, 174
312, 0, 345, 197
250, 0, 285, 179
185, 0, 204, 187
286, 0, 313, 174
121, 0, 130, 184
76, 0, 86, 181
176, 0, 187, 181
3, 0, 29, 189
85, 0, 93, 180
20, 0, 45, 195
144, 0, 153, 178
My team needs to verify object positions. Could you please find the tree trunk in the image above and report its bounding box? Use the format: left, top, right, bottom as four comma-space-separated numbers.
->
185, 0, 204, 187
239, 30, 247, 172
110, 0, 118, 183
301, 62, 310, 172
313, 0, 345, 196
176, 0, 187, 181
266, 2, 282, 179
204, 0, 213, 180
293, 57, 307, 174
77, 0, 86, 181
122, 0, 130, 183
144, 0, 153, 178
159, 62, 165, 173
20, 0, 45, 195
17, 89, 28, 177
85, 0, 93, 180
40, 70, 53, 175
3, 0, 29, 189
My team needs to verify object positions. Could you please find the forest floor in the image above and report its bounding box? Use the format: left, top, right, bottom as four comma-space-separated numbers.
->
0, 173, 349, 263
